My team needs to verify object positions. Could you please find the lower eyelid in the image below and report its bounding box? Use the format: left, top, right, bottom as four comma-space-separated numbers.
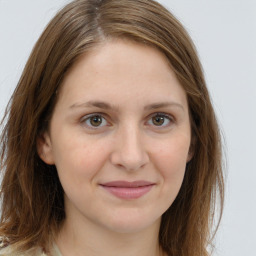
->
79, 113, 175, 129
80, 114, 107, 127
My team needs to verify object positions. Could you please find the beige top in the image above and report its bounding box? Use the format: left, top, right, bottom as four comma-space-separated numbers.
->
0, 243, 62, 256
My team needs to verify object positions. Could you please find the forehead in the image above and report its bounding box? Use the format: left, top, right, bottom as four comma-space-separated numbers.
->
65, 39, 173, 79
56, 39, 188, 111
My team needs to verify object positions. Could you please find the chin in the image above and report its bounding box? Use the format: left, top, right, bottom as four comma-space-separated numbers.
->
101, 211, 161, 234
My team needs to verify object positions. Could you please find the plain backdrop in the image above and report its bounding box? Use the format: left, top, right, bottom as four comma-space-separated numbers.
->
0, 0, 256, 255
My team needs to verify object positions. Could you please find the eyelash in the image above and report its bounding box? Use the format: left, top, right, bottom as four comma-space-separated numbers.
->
147, 113, 174, 127
80, 112, 174, 130
80, 113, 109, 129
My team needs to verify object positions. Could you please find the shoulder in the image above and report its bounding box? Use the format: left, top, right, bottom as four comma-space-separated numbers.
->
0, 237, 60, 256
0, 245, 46, 256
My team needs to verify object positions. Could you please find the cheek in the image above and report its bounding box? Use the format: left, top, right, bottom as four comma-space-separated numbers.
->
52, 135, 110, 185
152, 136, 190, 186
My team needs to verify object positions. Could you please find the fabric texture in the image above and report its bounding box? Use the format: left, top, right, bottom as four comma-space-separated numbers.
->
0, 243, 62, 256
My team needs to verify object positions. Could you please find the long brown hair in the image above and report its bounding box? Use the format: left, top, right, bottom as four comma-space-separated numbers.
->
0, 0, 224, 255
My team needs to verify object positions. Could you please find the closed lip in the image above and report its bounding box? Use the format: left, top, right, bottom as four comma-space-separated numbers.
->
100, 180, 155, 187
99, 180, 155, 199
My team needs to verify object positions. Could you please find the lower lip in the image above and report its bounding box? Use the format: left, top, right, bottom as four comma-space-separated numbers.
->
100, 185, 154, 199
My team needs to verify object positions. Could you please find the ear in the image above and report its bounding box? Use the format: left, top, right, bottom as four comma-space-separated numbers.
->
186, 147, 194, 163
186, 134, 196, 163
37, 132, 55, 165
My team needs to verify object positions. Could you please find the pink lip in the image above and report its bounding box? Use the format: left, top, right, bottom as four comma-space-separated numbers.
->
100, 180, 155, 199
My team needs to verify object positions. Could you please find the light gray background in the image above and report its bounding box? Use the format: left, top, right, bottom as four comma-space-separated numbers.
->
0, 1, 256, 255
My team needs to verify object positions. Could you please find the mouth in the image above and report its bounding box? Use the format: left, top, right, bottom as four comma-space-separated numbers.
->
99, 180, 155, 199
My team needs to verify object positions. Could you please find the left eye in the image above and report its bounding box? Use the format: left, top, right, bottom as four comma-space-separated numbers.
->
147, 114, 173, 127
82, 114, 108, 128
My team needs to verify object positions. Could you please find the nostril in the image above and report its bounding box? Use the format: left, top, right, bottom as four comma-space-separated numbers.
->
110, 149, 149, 171
109, 129, 149, 171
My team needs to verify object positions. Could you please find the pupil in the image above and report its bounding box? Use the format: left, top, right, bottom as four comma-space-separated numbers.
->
90, 116, 102, 126
153, 116, 164, 126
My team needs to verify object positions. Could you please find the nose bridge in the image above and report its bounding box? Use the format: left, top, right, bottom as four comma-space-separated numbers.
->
110, 122, 149, 171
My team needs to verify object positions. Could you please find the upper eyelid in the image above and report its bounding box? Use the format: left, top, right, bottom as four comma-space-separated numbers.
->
79, 113, 109, 123
80, 111, 174, 118
80, 113, 110, 128
79, 111, 175, 125
146, 112, 175, 121
147, 113, 174, 125
80, 112, 109, 121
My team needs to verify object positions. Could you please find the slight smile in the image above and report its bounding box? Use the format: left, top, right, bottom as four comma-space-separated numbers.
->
99, 181, 156, 199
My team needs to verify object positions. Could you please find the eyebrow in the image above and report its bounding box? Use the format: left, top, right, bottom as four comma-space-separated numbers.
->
69, 101, 117, 111
69, 100, 184, 112
144, 102, 184, 111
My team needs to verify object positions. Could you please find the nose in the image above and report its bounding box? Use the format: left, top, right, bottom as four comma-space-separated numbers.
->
110, 125, 149, 171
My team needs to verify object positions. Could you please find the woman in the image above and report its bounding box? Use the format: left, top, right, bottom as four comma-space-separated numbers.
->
0, 0, 224, 255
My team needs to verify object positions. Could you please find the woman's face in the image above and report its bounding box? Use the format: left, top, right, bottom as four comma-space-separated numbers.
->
38, 39, 192, 234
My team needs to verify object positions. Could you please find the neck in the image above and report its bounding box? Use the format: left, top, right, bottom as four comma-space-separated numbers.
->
56, 213, 164, 256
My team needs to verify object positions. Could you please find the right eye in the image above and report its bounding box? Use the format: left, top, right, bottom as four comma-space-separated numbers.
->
81, 114, 108, 129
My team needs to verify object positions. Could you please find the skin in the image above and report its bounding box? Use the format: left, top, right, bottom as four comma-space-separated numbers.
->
38, 39, 192, 256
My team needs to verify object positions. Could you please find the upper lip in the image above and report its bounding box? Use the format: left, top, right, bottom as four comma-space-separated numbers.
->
100, 180, 155, 188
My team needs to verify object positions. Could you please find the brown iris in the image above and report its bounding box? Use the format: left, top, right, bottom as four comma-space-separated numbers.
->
90, 115, 102, 127
152, 115, 165, 126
